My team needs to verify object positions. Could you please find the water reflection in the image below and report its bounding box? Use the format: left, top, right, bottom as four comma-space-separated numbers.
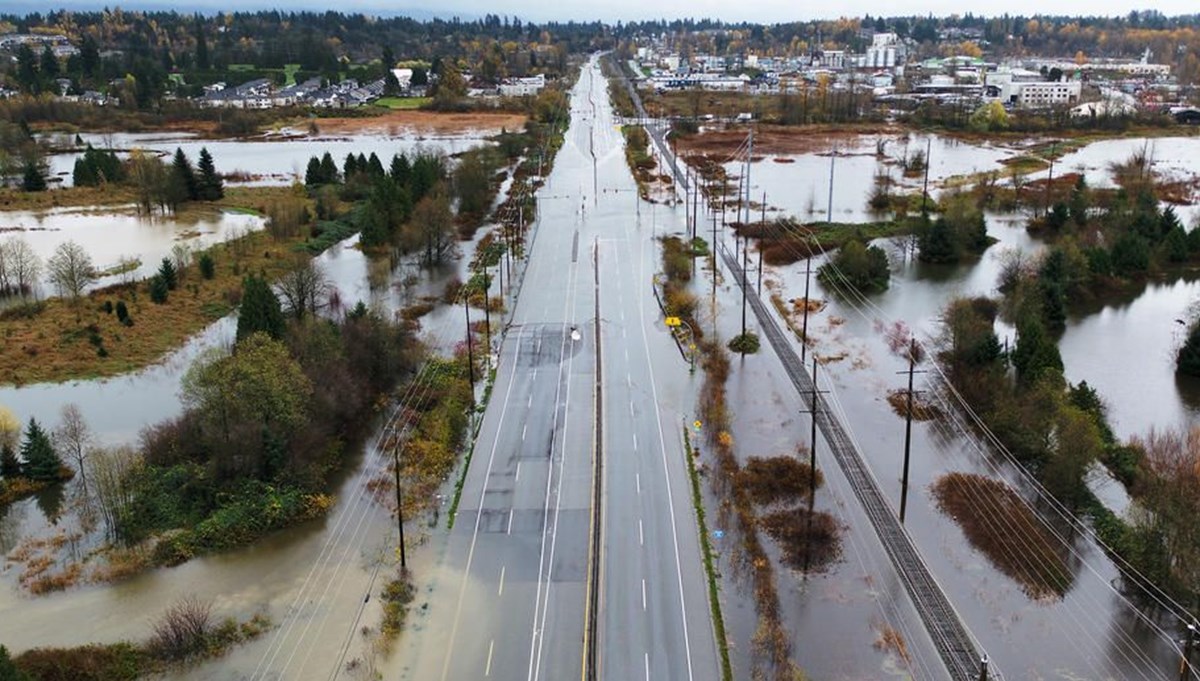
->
47, 131, 494, 188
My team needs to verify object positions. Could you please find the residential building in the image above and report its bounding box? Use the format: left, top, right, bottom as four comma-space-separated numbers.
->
1016, 80, 1082, 108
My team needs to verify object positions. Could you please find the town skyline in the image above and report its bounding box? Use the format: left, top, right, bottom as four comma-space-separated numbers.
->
4, 1, 1199, 24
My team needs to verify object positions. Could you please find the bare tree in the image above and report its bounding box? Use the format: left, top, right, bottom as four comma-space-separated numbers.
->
276, 260, 331, 321
88, 445, 142, 537
149, 596, 213, 659
170, 243, 192, 280
406, 192, 455, 265
54, 404, 93, 500
46, 240, 96, 303
0, 236, 42, 297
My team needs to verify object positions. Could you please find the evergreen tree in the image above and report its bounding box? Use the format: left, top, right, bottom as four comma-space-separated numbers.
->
194, 17, 210, 70
39, 45, 59, 81
1012, 315, 1063, 384
237, 274, 285, 341
367, 152, 385, 177
149, 274, 169, 303
319, 152, 339, 184
344, 153, 359, 178
1179, 319, 1200, 377
0, 644, 33, 681
15, 44, 39, 93
0, 442, 21, 479
918, 217, 956, 263
390, 153, 411, 186
305, 156, 323, 187
1165, 226, 1189, 263
21, 161, 46, 192
72, 157, 97, 186
198, 253, 215, 279
158, 257, 178, 290
20, 418, 63, 481
196, 147, 224, 200
172, 147, 199, 201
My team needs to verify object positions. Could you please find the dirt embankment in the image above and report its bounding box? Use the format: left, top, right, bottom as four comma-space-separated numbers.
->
673, 123, 902, 157
313, 110, 527, 137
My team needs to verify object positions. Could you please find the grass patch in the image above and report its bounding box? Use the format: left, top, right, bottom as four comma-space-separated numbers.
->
374, 96, 432, 110
736, 217, 918, 267
932, 472, 1072, 599
13, 609, 270, 680
0, 185, 138, 211
0, 190, 322, 385
682, 427, 734, 681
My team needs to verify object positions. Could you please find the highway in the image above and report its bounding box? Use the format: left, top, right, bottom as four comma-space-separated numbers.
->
400, 55, 719, 681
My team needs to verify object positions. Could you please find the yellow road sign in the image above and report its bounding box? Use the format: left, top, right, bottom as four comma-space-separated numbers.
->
665, 316, 681, 327
693, 420, 702, 430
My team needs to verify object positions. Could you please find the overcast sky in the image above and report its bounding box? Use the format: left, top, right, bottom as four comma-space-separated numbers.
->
177, 0, 1197, 23
26, 0, 1200, 23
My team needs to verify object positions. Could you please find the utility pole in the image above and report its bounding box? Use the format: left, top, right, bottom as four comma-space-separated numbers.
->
464, 296, 476, 397
741, 232, 749, 339
1043, 142, 1057, 220
758, 192, 766, 295
897, 338, 926, 524
801, 355, 829, 575
827, 142, 837, 224
1181, 623, 1197, 681
801, 258, 813, 360
482, 269, 492, 355
693, 164, 700, 241
686, 165, 696, 236
743, 127, 754, 228
978, 655, 989, 681
921, 136, 932, 217
711, 208, 718, 338
392, 447, 407, 570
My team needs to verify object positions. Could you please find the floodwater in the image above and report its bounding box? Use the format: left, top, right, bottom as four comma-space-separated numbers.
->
48, 131, 494, 187
726, 132, 1015, 223
7, 105, 1200, 681
0, 130, 528, 678
1047, 136, 1200, 190
0, 205, 264, 296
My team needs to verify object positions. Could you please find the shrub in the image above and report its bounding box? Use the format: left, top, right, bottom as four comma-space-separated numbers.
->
149, 275, 169, 304
198, 253, 215, 280
727, 332, 760, 354
115, 301, 129, 322
102, 300, 114, 314
147, 596, 213, 660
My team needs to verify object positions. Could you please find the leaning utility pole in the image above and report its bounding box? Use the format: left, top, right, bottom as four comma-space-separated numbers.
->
1181, 623, 1197, 681
898, 338, 927, 524
464, 296, 476, 397
392, 446, 407, 570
